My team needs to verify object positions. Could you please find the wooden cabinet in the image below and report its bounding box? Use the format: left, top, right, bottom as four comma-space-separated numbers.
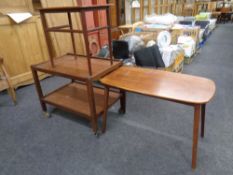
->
0, 0, 34, 13
0, 15, 49, 89
0, 0, 49, 89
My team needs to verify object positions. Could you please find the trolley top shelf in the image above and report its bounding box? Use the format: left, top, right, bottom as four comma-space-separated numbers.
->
32, 54, 122, 81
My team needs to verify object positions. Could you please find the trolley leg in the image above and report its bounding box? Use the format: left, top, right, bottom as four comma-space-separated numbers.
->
31, 67, 47, 113
86, 80, 98, 134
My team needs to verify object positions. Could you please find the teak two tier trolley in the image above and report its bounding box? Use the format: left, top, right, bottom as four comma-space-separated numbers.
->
31, 5, 124, 134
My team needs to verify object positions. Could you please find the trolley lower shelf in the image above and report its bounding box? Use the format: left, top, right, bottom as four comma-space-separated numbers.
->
42, 82, 120, 119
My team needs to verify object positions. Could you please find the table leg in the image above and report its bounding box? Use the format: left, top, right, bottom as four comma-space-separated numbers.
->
102, 86, 109, 133
31, 67, 47, 113
201, 104, 206, 138
86, 80, 98, 134
119, 90, 126, 114
192, 104, 201, 169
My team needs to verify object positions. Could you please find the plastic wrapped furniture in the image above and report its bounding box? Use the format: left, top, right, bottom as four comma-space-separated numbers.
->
195, 21, 210, 40
195, 21, 210, 29
144, 13, 177, 26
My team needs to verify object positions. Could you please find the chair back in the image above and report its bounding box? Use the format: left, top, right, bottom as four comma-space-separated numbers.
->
134, 45, 165, 68
112, 40, 129, 60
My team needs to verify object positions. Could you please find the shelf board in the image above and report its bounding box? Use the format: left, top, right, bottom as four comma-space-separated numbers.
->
33, 54, 122, 81
42, 82, 120, 119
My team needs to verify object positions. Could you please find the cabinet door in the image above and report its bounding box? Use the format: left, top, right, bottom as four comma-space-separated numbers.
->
0, 0, 33, 13
0, 16, 49, 87
16, 17, 49, 71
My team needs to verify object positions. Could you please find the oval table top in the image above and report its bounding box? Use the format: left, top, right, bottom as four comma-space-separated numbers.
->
101, 66, 216, 104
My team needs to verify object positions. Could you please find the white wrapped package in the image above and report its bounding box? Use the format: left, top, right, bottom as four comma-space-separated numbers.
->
209, 19, 217, 31
199, 29, 205, 42
146, 40, 156, 47
160, 46, 174, 67
177, 36, 195, 58
144, 13, 177, 25
176, 16, 185, 22
160, 45, 182, 67
157, 31, 171, 48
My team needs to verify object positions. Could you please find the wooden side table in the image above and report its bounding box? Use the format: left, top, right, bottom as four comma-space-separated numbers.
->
0, 58, 17, 104
101, 66, 216, 169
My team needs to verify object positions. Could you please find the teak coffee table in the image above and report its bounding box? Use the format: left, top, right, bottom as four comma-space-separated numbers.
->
100, 66, 216, 169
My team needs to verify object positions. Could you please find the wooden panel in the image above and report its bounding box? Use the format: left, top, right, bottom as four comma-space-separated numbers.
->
0, 22, 26, 76
0, 16, 49, 89
127, 0, 217, 25
0, 0, 33, 13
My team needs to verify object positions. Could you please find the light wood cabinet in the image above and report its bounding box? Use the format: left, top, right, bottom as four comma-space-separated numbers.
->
0, 15, 49, 89
0, 0, 34, 14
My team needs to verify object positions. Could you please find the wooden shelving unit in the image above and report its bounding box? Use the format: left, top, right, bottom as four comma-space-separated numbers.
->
31, 4, 124, 134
